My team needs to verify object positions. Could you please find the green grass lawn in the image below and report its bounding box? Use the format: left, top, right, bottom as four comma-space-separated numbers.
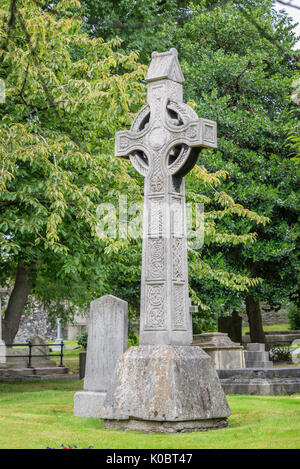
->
0, 379, 299, 449
242, 323, 290, 335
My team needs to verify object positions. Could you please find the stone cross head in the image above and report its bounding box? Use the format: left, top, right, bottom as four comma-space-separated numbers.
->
115, 48, 217, 183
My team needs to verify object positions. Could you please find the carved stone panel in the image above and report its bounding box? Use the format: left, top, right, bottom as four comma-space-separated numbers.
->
172, 237, 184, 280
172, 283, 186, 331
144, 283, 166, 330
147, 238, 165, 280
149, 155, 164, 193
148, 198, 164, 237
171, 197, 183, 237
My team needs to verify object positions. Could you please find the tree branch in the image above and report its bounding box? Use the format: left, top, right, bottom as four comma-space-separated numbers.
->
1, 0, 17, 51
276, 0, 300, 10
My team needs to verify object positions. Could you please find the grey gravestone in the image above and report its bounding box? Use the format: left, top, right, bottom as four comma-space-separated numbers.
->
193, 332, 244, 369
100, 49, 230, 432
52, 318, 65, 352
291, 339, 300, 365
218, 311, 242, 344
74, 295, 128, 418
0, 287, 8, 365
244, 343, 273, 368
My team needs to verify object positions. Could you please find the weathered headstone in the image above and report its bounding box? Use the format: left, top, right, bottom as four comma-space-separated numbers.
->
244, 343, 273, 368
100, 49, 230, 432
218, 310, 242, 344
0, 287, 8, 365
74, 295, 128, 418
52, 318, 65, 352
291, 339, 300, 365
193, 332, 244, 369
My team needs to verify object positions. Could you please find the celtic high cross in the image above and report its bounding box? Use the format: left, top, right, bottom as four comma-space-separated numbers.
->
115, 49, 217, 345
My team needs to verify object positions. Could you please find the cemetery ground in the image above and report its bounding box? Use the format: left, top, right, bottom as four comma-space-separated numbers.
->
1, 332, 299, 449
0, 378, 300, 449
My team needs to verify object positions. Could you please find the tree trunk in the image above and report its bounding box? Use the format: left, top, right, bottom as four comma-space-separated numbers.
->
245, 295, 265, 344
2, 262, 34, 344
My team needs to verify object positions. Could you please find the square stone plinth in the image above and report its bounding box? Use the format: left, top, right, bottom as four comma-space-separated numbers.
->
100, 345, 231, 433
74, 391, 106, 418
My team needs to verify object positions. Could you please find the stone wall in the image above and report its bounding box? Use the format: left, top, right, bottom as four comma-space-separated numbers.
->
241, 307, 288, 327
14, 304, 57, 343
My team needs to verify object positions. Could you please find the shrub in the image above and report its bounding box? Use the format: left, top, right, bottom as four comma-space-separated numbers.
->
288, 303, 300, 330
270, 347, 292, 363
76, 332, 88, 350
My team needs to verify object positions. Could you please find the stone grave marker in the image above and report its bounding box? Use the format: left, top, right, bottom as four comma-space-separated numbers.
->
244, 343, 273, 368
100, 49, 231, 432
74, 295, 128, 418
193, 332, 244, 369
0, 287, 8, 365
218, 310, 242, 344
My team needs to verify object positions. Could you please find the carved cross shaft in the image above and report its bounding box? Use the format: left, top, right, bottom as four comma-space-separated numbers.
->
115, 49, 217, 345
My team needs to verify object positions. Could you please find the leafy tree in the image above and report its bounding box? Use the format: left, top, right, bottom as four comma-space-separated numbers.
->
80, 0, 300, 342
0, 0, 277, 344
174, 0, 299, 341
0, 0, 146, 343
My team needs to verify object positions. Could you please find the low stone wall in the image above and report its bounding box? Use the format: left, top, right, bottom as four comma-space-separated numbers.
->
14, 307, 57, 343
242, 330, 300, 347
241, 306, 288, 326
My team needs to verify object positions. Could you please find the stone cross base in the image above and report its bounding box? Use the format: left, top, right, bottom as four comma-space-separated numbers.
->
74, 391, 106, 418
104, 418, 228, 433
100, 345, 231, 433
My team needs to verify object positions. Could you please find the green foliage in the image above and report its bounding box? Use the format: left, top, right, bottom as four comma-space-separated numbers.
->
270, 346, 292, 362
288, 303, 300, 330
0, 0, 146, 320
1, 1, 298, 340
176, 0, 299, 316
77, 0, 300, 329
76, 331, 88, 349
0, 0, 269, 329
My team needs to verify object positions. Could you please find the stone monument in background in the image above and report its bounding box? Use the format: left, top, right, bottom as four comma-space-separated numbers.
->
74, 295, 128, 418
244, 343, 273, 368
0, 287, 8, 365
52, 318, 65, 352
218, 310, 243, 344
193, 332, 244, 369
100, 49, 231, 432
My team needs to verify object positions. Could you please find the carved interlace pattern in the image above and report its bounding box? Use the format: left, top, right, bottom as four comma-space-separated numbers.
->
149, 198, 164, 236
150, 156, 164, 193
148, 238, 165, 279
167, 145, 190, 176
171, 198, 183, 236
172, 284, 185, 330
145, 284, 166, 330
172, 237, 184, 279
129, 153, 148, 177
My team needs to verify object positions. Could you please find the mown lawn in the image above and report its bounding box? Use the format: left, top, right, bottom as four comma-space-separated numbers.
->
0, 379, 299, 449
242, 323, 290, 335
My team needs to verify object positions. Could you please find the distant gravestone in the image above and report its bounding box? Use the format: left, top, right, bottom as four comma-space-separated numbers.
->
244, 343, 273, 368
52, 318, 65, 352
291, 339, 300, 365
218, 311, 242, 344
193, 332, 244, 369
74, 295, 128, 418
0, 287, 8, 365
